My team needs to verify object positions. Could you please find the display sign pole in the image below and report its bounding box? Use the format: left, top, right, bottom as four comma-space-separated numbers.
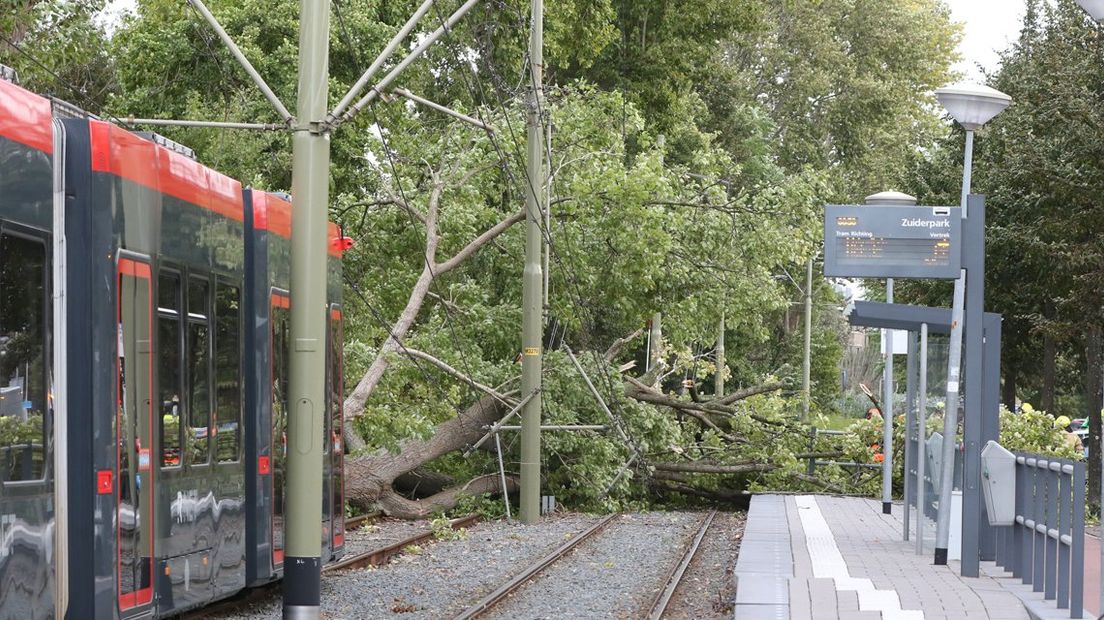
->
882, 279, 894, 515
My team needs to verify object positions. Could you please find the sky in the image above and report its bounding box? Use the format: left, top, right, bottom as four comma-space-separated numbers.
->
100, 1, 1027, 81
946, 0, 1029, 81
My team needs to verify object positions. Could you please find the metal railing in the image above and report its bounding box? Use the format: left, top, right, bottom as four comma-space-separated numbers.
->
993, 453, 1084, 618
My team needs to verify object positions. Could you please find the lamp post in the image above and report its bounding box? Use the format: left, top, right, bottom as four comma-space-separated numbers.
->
931, 82, 1010, 566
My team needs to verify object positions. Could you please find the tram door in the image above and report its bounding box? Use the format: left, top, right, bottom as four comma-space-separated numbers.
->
117, 257, 155, 612
329, 307, 344, 553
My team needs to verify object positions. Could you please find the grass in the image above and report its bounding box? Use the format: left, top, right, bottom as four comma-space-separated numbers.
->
819, 413, 860, 431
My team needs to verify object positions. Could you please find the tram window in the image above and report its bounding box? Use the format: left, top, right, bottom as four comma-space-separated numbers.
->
0, 232, 48, 483
187, 277, 210, 465
158, 272, 182, 468
214, 282, 240, 463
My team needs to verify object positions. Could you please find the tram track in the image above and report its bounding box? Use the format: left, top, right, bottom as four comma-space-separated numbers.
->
647, 509, 719, 619
451, 513, 619, 620
453, 510, 720, 620
324, 514, 480, 573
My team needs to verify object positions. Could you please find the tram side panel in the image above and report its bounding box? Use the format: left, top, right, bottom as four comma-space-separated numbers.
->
0, 79, 57, 620
243, 192, 346, 587
60, 119, 250, 618
243, 189, 279, 586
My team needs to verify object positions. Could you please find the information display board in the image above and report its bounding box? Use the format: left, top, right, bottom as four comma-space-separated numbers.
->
823, 204, 961, 279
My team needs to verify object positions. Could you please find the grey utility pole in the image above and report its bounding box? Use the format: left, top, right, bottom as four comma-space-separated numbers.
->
519, 0, 545, 524
284, 0, 330, 615
716, 311, 726, 396
136, 3, 485, 618
647, 312, 662, 372
802, 259, 812, 420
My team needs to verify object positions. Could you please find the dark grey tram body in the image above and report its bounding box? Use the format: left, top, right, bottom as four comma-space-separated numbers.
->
0, 77, 345, 619
242, 191, 345, 587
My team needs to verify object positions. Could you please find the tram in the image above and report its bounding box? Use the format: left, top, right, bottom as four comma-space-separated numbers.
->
0, 73, 346, 618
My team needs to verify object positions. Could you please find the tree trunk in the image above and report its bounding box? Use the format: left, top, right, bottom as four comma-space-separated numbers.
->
378, 475, 517, 520
1086, 326, 1102, 513
1002, 366, 1016, 412
1042, 330, 1056, 414
654, 461, 778, 475
343, 394, 506, 515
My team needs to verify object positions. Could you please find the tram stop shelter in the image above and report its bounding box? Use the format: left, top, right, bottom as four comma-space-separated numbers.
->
846, 300, 1003, 574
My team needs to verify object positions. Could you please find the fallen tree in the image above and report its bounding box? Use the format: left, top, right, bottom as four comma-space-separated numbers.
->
340, 344, 809, 518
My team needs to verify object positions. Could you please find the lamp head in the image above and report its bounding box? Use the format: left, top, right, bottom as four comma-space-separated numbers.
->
864, 191, 917, 206
935, 82, 1012, 131
1077, 0, 1104, 22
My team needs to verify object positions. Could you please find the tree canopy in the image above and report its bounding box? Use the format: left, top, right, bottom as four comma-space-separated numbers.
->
4, 0, 963, 513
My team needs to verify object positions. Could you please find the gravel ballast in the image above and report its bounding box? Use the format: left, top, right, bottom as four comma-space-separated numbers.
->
197, 510, 747, 619
482, 511, 705, 620
207, 513, 603, 619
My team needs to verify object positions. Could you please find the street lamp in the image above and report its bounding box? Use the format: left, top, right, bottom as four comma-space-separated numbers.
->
1077, 0, 1104, 22
935, 83, 1011, 204
931, 82, 1010, 566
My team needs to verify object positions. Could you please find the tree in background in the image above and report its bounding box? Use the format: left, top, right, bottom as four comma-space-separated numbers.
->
5, 0, 960, 515
903, 0, 1104, 506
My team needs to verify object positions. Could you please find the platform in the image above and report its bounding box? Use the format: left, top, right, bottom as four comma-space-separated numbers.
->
733, 494, 1055, 620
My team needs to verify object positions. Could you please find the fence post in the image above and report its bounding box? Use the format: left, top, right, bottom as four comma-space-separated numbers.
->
1045, 462, 1058, 601
807, 427, 816, 476
1020, 454, 1028, 578
1058, 461, 1071, 610
1028, 458, 1046, 586
1071, 461, 1085, 619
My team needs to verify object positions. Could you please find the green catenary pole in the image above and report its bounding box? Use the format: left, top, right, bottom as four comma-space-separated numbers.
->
802, 259, 812, 420
283, 0, 330, 615
519, 0, 544, 524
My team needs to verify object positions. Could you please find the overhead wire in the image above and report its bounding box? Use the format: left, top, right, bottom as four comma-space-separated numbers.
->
331, 0, 505, 440
424, 2, 649, 477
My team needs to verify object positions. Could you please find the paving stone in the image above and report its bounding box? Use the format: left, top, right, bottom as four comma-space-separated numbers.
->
735, 494, 1035, 620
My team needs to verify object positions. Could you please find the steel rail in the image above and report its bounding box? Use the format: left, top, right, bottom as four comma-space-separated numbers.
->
452, 513, 620, 620
342, 510, 382, 531
325, 514, 480, 573
646, 509, 718, 620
